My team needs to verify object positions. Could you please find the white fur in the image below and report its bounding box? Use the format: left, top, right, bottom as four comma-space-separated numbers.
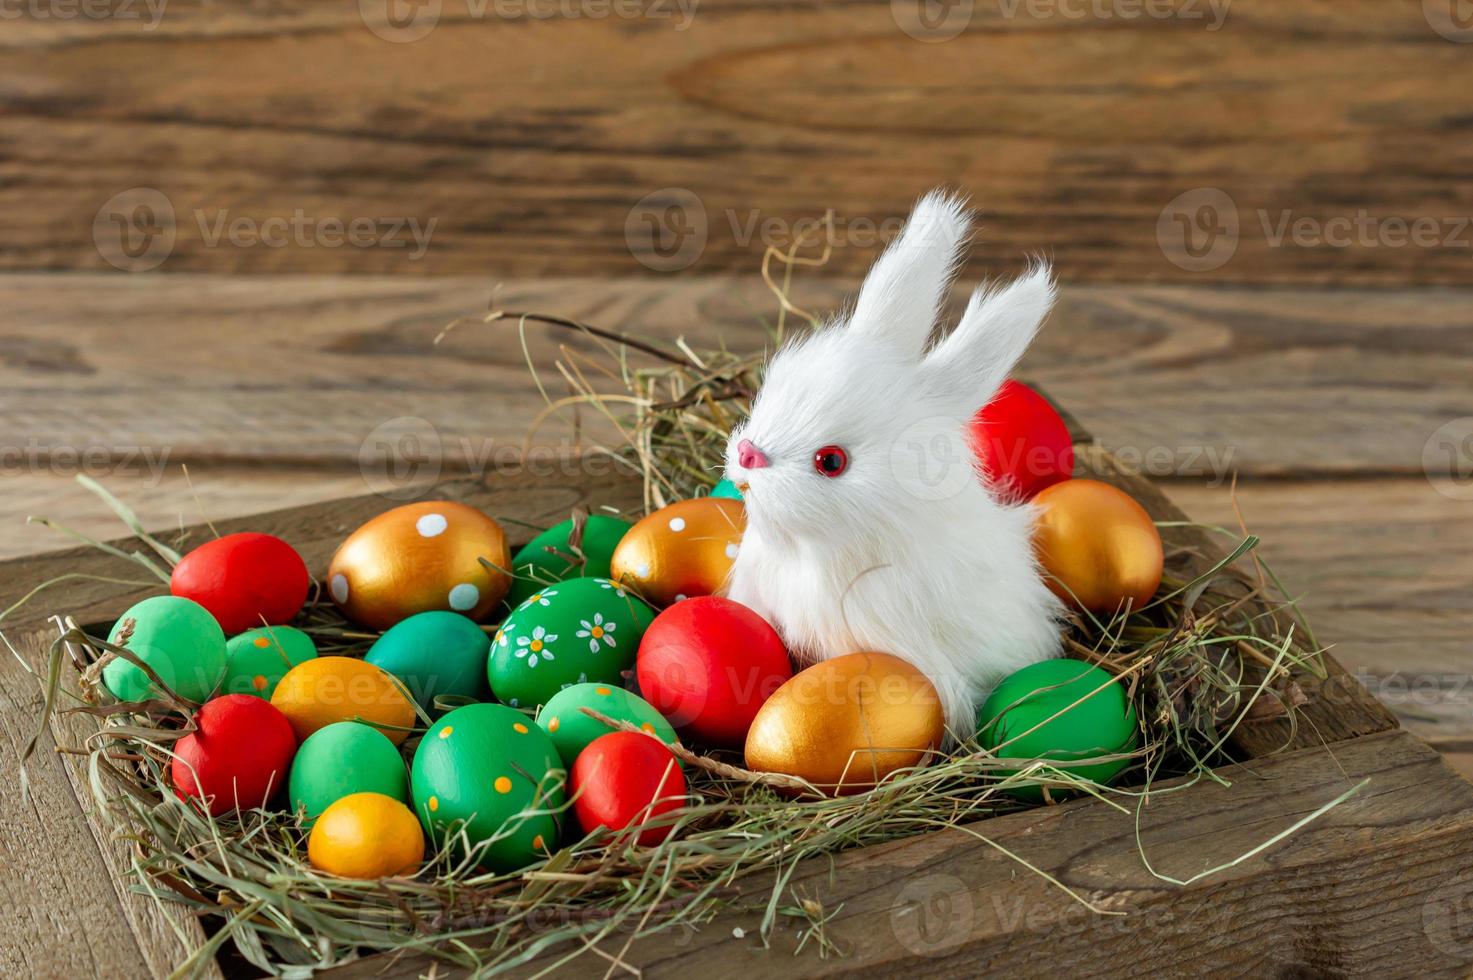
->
723, 190, 1065, 736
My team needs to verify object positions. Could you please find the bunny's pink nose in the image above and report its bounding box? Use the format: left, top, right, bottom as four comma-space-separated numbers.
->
737, 439, 770, 469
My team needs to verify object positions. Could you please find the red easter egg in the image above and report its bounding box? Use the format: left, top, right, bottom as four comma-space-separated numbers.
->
636, 596, 792, 746
570, 732, 686, 845
171, 532, 311, 635
172, 694, 297, 816
968, 380, 1074, 500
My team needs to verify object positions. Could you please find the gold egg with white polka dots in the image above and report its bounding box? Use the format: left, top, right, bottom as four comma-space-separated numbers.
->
326, 500, 511, 630
609, 497, 745, 607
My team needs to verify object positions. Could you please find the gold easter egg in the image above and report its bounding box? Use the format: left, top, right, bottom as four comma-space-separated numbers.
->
327, 501, 511, 630
609, 498, 745, 607
744, 652, 944, 795
1033, 479, 1164, 614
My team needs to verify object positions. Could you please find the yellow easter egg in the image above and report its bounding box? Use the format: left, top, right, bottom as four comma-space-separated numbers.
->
271, 656, 417, 745
744, 652, 944, 795
327, 500, 512, 630
1032, 480, 1164, 614
609, 498, 745, 606
308, 792, 425, 878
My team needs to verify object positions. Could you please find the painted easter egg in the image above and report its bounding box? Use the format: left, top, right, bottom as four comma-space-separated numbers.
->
636, 596, 791, 746
537, 682, 679, 769
570, 732, 685, 846
103, 595, 227, 704
326, 500, 512, 630
1033, 479, 1164, 614
489, 577, 654, 709
609, 498, 745, 607
969, 380, 1075, 500
171, 532, 311, 635
365, 611, 491, 711
270, 656, 417, 745
709, 479, 744, 500
503, 514, 633, 610
410, 703, 565, 872
308, 792, 425, 879
289, 721, 409, 822
222, 625, 317, 699
172, 694, 297, 816
744, 652, 944, 795
976, 659, 1138, 801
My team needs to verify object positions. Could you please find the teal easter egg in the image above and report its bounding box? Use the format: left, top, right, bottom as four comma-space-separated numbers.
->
289, 721, 409, 822
222, 625, 317, 699
102, 596, 227, 703
410, 703, 564, 871
489, 577, 654, 709
976, 659, 1138, 801
366, 611, 491, 711
710, 478, 744, 500
537, 683, 679, 769
504, 515, 634, 610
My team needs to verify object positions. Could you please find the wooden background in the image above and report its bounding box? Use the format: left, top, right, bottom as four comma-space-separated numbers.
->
2, 1, 1471, 769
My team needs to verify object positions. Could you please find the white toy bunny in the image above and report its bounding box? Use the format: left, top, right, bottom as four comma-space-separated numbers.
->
723, 191, 1065, 736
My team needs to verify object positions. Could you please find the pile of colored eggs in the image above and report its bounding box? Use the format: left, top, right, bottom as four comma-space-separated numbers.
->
99, 375, 1162, 881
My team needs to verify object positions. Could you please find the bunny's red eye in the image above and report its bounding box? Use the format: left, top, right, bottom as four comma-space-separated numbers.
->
813, 445, 849, 477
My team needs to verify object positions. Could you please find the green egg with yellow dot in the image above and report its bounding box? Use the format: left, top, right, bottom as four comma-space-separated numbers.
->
503, 515, 634, 610
975, 658, 1139, 802
537, 682, 679, 768
410, 702, 565, 872
289, 721, 409, 823
488, 577, 654, 710
222, 625, 317, 699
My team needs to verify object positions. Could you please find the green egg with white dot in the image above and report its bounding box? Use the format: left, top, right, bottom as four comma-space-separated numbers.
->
222, 625, 317, 699
289, 721, 409, 822
488, 577, 654, 709
503, 515, 634, 610
102, 595, 227, 703
537, 682, 680, 768
410, 702, 565, 872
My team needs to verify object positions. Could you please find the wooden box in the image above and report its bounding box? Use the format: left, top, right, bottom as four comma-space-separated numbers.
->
5, 411, 1472, 979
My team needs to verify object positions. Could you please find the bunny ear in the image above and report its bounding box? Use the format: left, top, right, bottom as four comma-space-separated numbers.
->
847, 190, 971, 358
921, 262, 1055, 412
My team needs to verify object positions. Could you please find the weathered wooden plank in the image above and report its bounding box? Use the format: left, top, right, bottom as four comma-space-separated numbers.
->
325, 729, 1473, 978
4, 275, 1470, 480
0, 624, 216, 979
4, 2, 1472, 284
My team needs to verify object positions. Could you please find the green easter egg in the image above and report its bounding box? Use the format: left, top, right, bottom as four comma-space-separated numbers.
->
223, 625, 317, 699
710, 478, 744, 500
289, 721, 409, 822
976, 659, 1138, 801
504, 516, 634, 609
489, 577, 653, 709
102, 595, 227, 703
411, 703, 564, 872
537, 683, 679, 768
366, 611, 491, 711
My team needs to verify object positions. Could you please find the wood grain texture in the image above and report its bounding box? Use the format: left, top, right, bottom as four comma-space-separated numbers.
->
326, 729, 1473, 978
4, 274, 1470, 478
5, 2, 1473, 283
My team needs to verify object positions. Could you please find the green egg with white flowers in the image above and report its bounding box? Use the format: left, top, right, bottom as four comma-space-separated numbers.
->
489, 577, 654, 709
537, 682, 679, 768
